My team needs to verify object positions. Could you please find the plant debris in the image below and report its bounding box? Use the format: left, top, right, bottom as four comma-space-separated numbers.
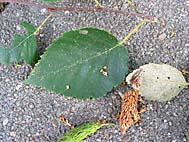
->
181, 69, 189, 75
126, 63, 187, 101
57, 122, 113, 142
58, 114, 74, 129
119, 89, 144, 134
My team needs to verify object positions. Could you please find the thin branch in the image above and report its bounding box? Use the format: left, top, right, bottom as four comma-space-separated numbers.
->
0, 0, 157, 21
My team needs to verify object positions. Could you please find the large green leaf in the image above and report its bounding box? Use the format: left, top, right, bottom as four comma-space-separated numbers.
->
26, 28, 128, 99
57, 122, 113, 142
0, 22, 38, 66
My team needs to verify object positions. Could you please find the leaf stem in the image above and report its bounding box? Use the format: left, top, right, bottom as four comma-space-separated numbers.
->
118, 19, 148, 45
34, 13, 52, 35
0, 0, 157, 21
10, 14, 52, 52
109, 18, 148, 52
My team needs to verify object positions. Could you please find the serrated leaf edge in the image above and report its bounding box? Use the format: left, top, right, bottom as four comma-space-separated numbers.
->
26, 27, 124, 81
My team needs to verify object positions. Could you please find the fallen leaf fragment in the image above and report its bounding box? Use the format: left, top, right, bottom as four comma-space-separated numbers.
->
126, 63, 187, 101
119, 89, 140, 134
58, 114, 74, 129
57, 122, 113, 142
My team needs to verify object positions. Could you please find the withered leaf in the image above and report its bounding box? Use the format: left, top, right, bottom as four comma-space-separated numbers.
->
126, 63, 187, 101
119, 89, 140, 134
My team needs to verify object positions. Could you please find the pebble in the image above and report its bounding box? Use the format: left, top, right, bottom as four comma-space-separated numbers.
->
16, 25, 21, 31
168, 121, 172, 126
107, 107, 113, 113
40, 8, 47, 14
147, 104, 153, 111
159, 33, 167, 40
15, 84, 22, 90
64, 11, 70, 14
10, 131, 17, 137
28, 102, 35, 109
164, 119, 167, 123
186, 0, 189, 6
2, 118, 9, 126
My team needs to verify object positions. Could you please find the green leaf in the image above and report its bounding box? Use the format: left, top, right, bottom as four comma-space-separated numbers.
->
0, 22, 38, 66
126, 63, 187, 101
25, 28, 128, 99
57, 122, 113, 142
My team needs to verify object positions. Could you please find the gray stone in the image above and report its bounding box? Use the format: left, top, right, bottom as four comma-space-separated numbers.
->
2, 118, 9, 126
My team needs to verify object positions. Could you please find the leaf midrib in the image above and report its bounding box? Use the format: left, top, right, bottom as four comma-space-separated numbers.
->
32, 42, 122, 79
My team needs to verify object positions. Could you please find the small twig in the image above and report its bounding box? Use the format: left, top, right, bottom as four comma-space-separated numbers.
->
0, 0, 157, 21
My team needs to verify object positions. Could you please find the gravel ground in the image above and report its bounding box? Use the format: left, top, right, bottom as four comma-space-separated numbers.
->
0, 0, 189, 142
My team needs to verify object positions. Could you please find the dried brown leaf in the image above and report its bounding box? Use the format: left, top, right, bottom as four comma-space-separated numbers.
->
119, 90, 140, 134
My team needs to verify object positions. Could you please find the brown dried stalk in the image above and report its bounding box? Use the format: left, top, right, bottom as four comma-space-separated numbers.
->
0, 0, 157, 21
